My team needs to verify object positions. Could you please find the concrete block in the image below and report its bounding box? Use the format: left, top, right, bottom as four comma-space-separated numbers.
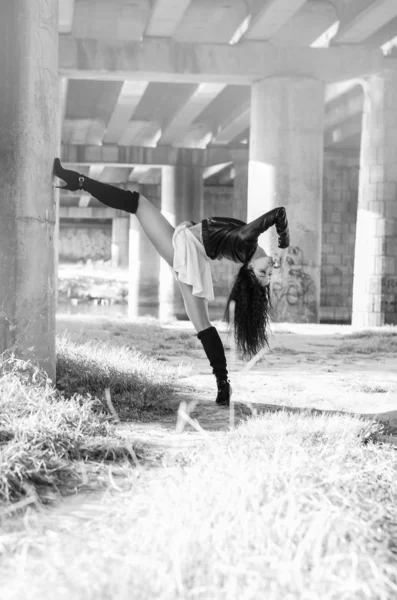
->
385, 218, 397, 236
319, 307, 336, 321
382, 237, 397, 257
385, 202, 397, 218
384, 256, 396, 274
381, 145, 397, 165
335, 307, 351, 321
329, 233, 341, 244
327, 254, 342, 265
322, 264, 335, 275
321, 243, 334, 254
376, 181, 396, 200
385, 165, 397, 183
330, 212, 342, 223
375, 218, 387, 236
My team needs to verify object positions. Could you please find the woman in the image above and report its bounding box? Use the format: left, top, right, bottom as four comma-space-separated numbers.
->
54, 158, 289, 407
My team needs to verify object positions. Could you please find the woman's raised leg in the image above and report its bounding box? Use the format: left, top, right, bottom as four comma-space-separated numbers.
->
135, 194, 175, 267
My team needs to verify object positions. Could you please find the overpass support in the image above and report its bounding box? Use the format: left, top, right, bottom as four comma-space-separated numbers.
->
230, 151, 248, 223
0, 1, 58, 379
248, 76, 325, 323
128, 216, 141, 319
159, 165, 204, 320
352, 71, 397, 326
111, 216, 129, 268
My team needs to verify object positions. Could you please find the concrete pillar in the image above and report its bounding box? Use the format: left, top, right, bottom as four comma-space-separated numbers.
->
139, 184, 161, 316
0, 1, 58, 379
230, 151, 248, 222
128, 216, 141, 319
248, 76, 325, 323
352, 72, 397, 327
160, 165, 204, 320
111, 216, 129, 268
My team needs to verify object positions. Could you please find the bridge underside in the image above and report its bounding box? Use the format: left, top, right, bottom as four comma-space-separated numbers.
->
2, 0, 397, 374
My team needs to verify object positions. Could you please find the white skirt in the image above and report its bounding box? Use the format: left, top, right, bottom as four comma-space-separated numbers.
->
172, 222, 214, 301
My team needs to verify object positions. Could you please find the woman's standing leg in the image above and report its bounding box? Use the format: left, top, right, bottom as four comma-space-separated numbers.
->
177, 281, 231, 406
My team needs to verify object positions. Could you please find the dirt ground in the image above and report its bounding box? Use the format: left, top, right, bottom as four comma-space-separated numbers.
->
56, 316, 397, 454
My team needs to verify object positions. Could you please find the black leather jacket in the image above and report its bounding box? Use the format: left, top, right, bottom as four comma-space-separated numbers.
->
201, 207, 289, 264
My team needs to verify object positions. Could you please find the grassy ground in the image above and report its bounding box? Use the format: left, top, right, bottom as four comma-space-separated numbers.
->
0, 328, 191, 513
336, 330, 397, 354
0, 412, 396, 599
56, 332, 189, 420
1, 318, 397, 598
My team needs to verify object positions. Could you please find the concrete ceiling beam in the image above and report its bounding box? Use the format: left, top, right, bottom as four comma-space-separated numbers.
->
61, 143, 248, 167
325, 93, 364, 129
62, 118, 105, 145
160, 83, 226, 145
324, 116, 362, 148
88, 165, 105, 179
145, 0, 192, 37
244, 0, 307, 40
59, 36, 391, 84
59, 0, 75, 33
325, 80, 363, 103
128, 166, 152, 182
213, 102, 250, 145
334, 0, 397, 44
119, 120, 162, 147
136, 168, 162, 185
171, 123, 213, 149
72, 0, 151, 41
103, 81, 149, 144
78, 195, 91, 208
98, 167, 133, 183
274, 0, 337, 47
203, 162, 233, 180
174, 0, 247, 44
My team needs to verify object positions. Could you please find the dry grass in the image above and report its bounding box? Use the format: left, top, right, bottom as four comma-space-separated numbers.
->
56, 314, 203, 359
0, 412, 396, 599
56, 333, 190, 420
0, 331, 190, 511
336, 330, 397, 354
0, 355, 129, 509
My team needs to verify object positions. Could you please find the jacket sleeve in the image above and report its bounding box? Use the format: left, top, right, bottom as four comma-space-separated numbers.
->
239, 207, 290, 248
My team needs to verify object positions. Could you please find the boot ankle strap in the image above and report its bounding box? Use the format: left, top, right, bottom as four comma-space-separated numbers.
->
78, 175, 85, 190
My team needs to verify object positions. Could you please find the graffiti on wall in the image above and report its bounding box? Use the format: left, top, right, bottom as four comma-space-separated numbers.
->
382, 277, 397, 292
381, 277, 397, 322
59, 226, 111, 262
270, 246, 318, 322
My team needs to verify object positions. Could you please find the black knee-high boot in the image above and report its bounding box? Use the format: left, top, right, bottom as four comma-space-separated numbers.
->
53, 158, 139, 214
197, 326, 232, 406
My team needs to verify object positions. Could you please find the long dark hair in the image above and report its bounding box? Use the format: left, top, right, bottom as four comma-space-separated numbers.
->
224, 264, 271, 359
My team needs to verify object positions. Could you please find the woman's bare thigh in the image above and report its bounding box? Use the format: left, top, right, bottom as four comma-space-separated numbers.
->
135, 194, 175, 266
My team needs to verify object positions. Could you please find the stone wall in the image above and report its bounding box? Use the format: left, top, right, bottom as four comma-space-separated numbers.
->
59, 219, 112, 262
321, 154, 359, 323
